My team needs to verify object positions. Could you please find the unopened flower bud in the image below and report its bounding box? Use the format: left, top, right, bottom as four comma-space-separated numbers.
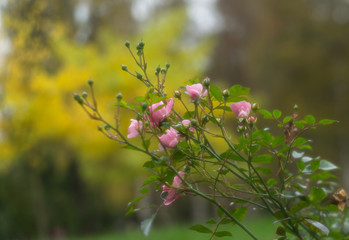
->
124, 40, 130, 48
190, 119, 198, 127
202, 77, 210, 88
73, 93, 83, 105
136, 72, 143, 80
97, 126, 103, 131
116, 92, 122, 101
141, 102, 148, 111
104, 124, 110, 130
294, 104, 298, 111
161, 68, 166, 74
121, 65, 128, 71
174, 90, 181, 99
87, 78, 93, 86
155, 66, 161, 75
82, 91, 88, 99
222, 89, 230, 99
166, 62, 170, 69
252, 103, 259, 111
248, 116, 257, 127
137, 40, 145, 50
182, 120, 191, 128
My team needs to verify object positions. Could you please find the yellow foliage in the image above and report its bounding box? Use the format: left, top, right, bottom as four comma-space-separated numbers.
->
0, 8, 214, 204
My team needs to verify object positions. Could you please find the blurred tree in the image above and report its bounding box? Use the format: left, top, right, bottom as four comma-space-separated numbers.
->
0, 0, 213, 237
206, 0, 349, 188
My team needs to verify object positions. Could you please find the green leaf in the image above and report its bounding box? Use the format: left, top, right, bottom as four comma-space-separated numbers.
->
267, 178, 278, 186
272, 136, 285, 148
215, 231, 232, 237
311, 187, 326, 202
297, 144, 312, 150
258, 109, 273, 119
252, 154, 275, 163
319, 119, 338, 125
292, 151, 304, 159
290, 201, 310, 214
294, 121, 305, 129
227, 85, 250, 100
250, 144, 261, 154
276, 226, 286, 236
183, 111, 195, 119
220, 218, 233, 225
135, 96, 146, 102
293, 137, 308, 146
215, 106, 232, 111
283, 116, 292, 123
255, 167, 272, 174
208, 115, 219, 124
128, 196, 144, 208
143, 175, 160, 186
310, 159, 320, 171
305, 115, 316, 124
273, 109, 282, 119
301, 156, 313, 163
189, 224, 212, 234
210, 85, 223, 101
304, 218, 329, 236
297, 160, 306, 171
310, 171, 337, 181
126, 206, 135, 216
141, 213, 157, 237
319, 160, 338, 171
139, 187, 149, 195
206, 219, 217, 225
231, 207, 248, 221
172, 151, 186, 163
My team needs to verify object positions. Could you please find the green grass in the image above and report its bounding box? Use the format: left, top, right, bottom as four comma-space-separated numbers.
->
69, 216, 278, 240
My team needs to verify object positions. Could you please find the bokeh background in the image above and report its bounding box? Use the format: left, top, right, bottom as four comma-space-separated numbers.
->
0, 0, 349, 239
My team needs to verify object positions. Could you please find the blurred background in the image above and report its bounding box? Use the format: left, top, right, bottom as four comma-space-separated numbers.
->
0, 0, 349, 239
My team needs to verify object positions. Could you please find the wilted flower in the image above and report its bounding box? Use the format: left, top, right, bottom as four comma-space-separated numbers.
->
161, 171, 185, 206
127, 119, 143, 138
230, 101, 251, 118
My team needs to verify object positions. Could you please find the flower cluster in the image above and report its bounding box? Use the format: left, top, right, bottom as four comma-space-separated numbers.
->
75, 40, 341, 240
125, 82, 256, 205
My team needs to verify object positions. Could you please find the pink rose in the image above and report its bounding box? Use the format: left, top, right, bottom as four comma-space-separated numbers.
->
248, 116, 256, 123
159, 127, 179, 150
127, 119, 143, 138
182, 120, 194, 132
230, 101, 251, 118
149, 98, 174, 125
186, 83, 208, 100
161, 171, 185, 206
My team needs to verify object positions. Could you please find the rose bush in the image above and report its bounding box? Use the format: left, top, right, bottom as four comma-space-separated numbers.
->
74, 41, 347, 240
